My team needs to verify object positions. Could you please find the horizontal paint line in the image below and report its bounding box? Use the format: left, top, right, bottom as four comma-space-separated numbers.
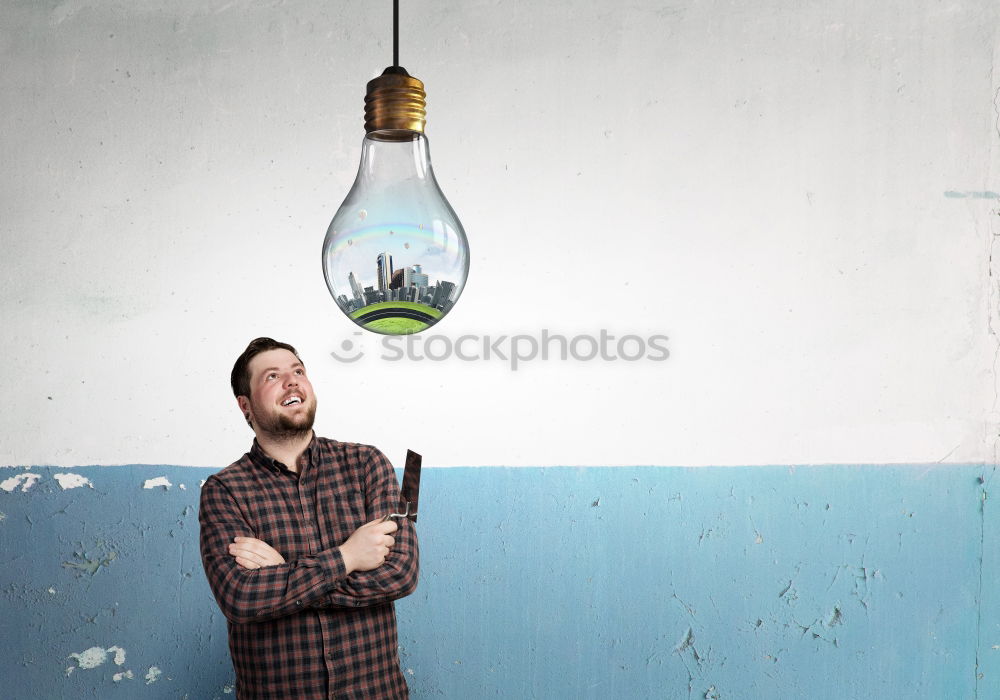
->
943, 190, 999, 199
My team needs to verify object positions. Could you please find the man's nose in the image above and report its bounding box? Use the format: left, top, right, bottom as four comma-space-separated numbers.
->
284, 373, 298, 387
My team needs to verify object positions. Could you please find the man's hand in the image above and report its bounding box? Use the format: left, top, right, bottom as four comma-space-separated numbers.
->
229, 537, 286, 570
339, 517, 398, 574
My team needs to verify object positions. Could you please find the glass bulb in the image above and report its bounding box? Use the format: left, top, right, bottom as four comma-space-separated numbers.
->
322, 132, 470, 335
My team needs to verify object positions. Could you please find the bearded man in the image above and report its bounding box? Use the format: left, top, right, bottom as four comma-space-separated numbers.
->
199, 337, 418, 699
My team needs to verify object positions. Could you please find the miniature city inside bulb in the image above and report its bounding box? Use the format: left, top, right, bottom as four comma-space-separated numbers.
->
323, 215, 468, 335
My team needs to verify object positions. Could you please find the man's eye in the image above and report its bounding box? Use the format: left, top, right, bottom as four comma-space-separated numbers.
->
267, 373, 277, 380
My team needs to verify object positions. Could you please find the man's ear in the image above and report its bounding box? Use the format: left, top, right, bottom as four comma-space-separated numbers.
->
237, 396, 252, 428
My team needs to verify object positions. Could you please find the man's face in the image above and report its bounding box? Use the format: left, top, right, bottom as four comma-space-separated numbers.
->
240, 348, 317, 438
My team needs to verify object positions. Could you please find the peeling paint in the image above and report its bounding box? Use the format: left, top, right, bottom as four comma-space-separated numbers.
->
66, 645, 128, 676
145, 666, 162, 684
143, 477, 172, 490
108, 645, 126, 666
53, 473, 93, 490
826, 606, 843, 627
113, 670, 134, 682
63, 549, 117, 576
1, 473, 41, 492
675, 627, 695, 653
68, 646, 108, 670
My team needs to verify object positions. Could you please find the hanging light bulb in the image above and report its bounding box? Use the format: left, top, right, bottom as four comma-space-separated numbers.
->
322, 2, 470, 335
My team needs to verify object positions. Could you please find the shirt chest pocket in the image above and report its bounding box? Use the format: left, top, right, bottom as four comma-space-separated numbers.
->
316, 486, 368, 547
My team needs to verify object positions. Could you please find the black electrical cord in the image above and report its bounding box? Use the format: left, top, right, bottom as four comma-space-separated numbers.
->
393, 0, 399, 67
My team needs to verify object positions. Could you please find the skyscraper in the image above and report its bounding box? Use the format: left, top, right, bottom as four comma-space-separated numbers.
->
348, 271, 364, 304
389, 268, 405, 290
410, 264, 428, 288
391, 265, 418, 290
376, 252, 393, 293
438, 280, 456, 306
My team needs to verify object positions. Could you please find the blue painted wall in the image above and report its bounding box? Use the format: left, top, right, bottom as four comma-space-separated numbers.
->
1, 464, 995, 699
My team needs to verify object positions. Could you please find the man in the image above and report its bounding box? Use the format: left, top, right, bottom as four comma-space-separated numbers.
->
199, 337, 418, 699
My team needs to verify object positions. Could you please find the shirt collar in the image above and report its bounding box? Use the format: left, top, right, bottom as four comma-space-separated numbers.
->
248, 432, 318, 473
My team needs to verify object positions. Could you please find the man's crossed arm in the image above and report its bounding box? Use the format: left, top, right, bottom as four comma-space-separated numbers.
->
228, 517, 398, 574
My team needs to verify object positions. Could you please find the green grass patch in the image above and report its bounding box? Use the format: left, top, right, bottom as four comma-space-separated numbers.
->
363, 317, 430, 335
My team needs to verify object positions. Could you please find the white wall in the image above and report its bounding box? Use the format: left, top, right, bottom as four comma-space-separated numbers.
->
2, 0, 998, 468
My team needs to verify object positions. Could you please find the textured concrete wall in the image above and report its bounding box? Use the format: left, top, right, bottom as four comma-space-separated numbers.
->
2, 0, 999, 469
1, 464, 996, 698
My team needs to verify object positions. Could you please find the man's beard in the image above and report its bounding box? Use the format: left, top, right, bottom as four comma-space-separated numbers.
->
252, 398, 317, 440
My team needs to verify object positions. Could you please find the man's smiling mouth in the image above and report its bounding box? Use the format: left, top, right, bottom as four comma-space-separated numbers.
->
281, 396, 303, 407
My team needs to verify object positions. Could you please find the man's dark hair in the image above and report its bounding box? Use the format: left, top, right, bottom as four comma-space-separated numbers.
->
231, 337, 301, 399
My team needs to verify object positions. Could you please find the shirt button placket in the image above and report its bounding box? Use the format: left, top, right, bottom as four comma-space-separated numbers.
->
299, 462, 321, 547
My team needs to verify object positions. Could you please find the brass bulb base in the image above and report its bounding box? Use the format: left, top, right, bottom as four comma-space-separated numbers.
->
364, 66, 426, 140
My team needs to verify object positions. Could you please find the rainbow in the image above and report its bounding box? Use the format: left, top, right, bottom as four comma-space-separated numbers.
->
325, 222, 452, 257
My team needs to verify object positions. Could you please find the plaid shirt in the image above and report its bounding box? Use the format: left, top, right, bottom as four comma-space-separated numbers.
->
199, 435, 418, 699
